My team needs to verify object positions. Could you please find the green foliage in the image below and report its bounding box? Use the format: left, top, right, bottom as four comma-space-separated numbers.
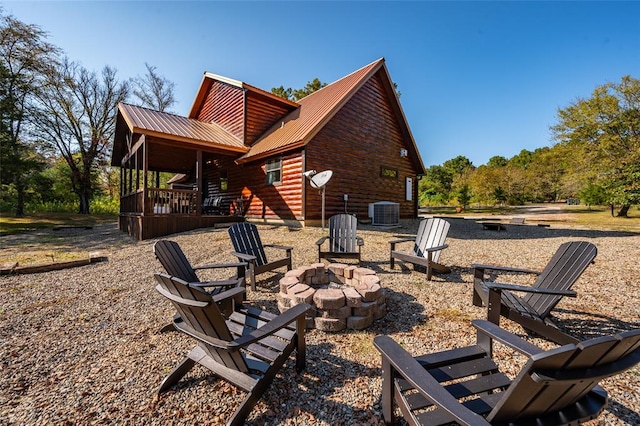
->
579, 183, 607, 207
419, 165, 453, 205
456, 185, 472, 208
271, 78, 327, 101
552, 75, 640, 216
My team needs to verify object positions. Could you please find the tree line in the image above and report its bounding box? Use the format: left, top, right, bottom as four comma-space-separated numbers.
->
419, 76, 640, 217
1, 10, 175, 216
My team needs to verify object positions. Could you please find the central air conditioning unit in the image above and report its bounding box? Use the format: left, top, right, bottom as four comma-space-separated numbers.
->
368, 201, 399, 226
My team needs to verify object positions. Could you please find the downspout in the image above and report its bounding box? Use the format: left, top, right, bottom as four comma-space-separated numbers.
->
415, 174, 424, 218
301, 149, 306, 223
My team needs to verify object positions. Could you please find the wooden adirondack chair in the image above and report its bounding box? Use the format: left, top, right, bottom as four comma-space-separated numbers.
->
228, 223, 293, 291
153, 239, 246, 323
316, 214, 364, 263
389, 218, 450, 280
154, 273, 312, 426
374, 319, 640, 426
472, 240, 597, 344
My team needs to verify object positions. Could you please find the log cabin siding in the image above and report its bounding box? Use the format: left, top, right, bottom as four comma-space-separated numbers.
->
196, 81, 245, 141
201, 152, 303, 220
245, 92, 293, 146
304, 73, 418, 220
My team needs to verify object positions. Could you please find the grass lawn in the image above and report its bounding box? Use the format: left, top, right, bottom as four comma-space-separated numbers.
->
0, 212, 117, 235
421, 204, 640, 232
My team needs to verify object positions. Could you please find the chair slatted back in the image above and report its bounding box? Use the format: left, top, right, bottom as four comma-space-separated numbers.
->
489, 329, 640, 422
328, 214, 358, 253
228, 223, 269, 268
413, 218, 450, 264
154, 273, 248, 372
524, 241, 597, 318
154, 240, 199, 283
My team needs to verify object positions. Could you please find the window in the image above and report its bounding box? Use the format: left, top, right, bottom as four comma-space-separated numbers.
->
220, 171, 228, 191
265, 158, 282, 185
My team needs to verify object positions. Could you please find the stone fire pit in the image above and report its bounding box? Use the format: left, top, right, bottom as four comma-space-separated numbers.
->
277, 263, 387, 331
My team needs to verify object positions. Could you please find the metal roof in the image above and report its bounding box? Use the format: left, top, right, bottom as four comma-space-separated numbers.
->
236, 58, 385, 163
118, 103, 247, 152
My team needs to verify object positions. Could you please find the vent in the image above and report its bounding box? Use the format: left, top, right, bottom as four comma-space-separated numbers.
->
368, 201, 399, 226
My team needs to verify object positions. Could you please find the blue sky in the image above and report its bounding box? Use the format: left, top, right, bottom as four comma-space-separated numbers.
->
4, 1, 639, 168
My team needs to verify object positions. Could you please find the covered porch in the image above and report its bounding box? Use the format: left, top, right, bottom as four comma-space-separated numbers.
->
112, 104, 249, 240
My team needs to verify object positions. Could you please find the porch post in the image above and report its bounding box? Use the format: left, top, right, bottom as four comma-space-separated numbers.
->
196, 150, 203, 215
142, 135, 148, 216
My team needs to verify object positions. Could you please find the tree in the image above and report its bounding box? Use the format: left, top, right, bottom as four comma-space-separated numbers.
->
552, 75, 640, 217
132, 62, 176, 112
457, 184, 471, 209
487, 155, 508, 167
419, 165, 453, 205
271, 78, 327, 101
31, 58, 129, 214
443, 155, 473, 177
0, 11, 60, 216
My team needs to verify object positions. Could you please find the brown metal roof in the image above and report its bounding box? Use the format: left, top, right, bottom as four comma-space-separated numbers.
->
235, 59, 386, 163
188, 72, 299, 119
118, 103, 247, 152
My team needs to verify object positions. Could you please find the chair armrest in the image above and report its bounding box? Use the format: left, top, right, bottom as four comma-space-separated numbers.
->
210, 286, 246, 304
315, 236, 328, 246
471, 319, 544, 357
373, 335, 490, 426
356, 237, 364, 246
188, 278, 244, 292
193, 262, 248, 271
472, 263, 541, 275
231, 251, 257, 263
424, 244, 448, 252
228, 303, 312, 349
389, 237, 415, 245
485, 282, 577, 297
264, 244, 293, 251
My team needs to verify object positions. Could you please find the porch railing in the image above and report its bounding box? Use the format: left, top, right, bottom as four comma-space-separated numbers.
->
120, 188, 199, 215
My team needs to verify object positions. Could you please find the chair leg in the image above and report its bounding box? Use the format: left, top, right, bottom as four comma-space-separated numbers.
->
248, 262, 256, 291
157, 356, 196, 394
487, 288, 502, 325
295, 315, 307, 372
380, 357, 394, 423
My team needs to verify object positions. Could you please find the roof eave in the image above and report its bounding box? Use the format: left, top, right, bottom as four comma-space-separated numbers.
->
131, 127, 249, 154
235, 140, 306, 165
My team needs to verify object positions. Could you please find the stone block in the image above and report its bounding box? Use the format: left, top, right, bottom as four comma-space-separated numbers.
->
328, 263, 346, 276
343, 265, 356, 279
313, 288, 346, 310
284, 268, 305, 280
352, 300, 376, 317
288, 283, 315, 304
347, 315, 373, 330
318, 305, 352, 319
374, 303, 387, 320
279, 276, 299, 293
357, 283, 381, 302
277, 300, 288, 313
314, 317, 346, 332
343, 287, 363, 307
276, 292, 293, 308
361, 274, 381, 287
353, 267, 376, 281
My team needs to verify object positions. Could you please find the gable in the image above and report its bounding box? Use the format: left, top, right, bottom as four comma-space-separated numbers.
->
188, 73, 299, 146
235, 59, 424, 173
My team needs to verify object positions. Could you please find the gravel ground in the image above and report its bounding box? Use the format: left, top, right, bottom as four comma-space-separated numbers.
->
1, 216, 639, 425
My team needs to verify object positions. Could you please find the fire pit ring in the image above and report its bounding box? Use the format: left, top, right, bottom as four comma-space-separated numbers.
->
277, 263, 387, 331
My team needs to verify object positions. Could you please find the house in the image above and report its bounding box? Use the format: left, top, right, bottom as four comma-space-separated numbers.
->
111, 58, 425, 240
